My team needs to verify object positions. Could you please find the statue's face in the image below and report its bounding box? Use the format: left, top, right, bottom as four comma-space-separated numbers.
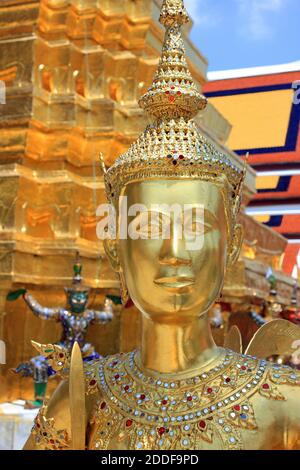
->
68, 291, 88, 314
119, 180, 228, 319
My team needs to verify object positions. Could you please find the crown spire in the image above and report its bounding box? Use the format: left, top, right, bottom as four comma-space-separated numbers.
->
159, 0, 190, 26
72, 252, 83, 286
104, 0, 246, 234
139, 0, 207, 120
65, 253, 90, 294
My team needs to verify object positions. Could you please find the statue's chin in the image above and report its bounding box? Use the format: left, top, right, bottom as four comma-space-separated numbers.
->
71, 307, 85, 314
132, 296, 216, 319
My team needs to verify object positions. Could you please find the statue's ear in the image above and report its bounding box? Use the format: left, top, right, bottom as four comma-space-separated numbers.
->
228, 224, 243, 267
104, 238, 120, 272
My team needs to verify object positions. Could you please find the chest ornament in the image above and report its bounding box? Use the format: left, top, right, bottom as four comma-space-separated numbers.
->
90, 351, 300, 450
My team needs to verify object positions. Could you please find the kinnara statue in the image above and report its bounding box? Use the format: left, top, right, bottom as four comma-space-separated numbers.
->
24, 0, 300, 450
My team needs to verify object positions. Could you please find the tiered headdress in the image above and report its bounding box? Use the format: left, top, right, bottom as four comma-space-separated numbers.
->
103, 0, 245, 228
65, 254, 90, 294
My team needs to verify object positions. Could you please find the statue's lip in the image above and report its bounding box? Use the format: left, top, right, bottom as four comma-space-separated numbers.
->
154, 277, 195, 289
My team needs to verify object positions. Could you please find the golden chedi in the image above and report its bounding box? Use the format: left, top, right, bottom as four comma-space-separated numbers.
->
24, 0, 300, 450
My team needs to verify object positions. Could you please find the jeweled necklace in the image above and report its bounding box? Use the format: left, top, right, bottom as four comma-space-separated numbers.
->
94, 350, 273, 450
127, 348, 235, 390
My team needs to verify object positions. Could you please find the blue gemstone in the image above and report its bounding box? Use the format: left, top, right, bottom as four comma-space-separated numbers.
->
240, 414, 247, 420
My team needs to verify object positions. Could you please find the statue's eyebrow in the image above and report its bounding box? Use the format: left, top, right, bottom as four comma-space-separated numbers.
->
203, 209, 219, 227
130, 210, 171, 224
177, 208, 218, 227
129, 207, 219, 229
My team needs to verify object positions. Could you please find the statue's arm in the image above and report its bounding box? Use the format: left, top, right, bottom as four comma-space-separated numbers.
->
24, 292, 60, 320
91, 310, 113, 324
90, 299, 114, 324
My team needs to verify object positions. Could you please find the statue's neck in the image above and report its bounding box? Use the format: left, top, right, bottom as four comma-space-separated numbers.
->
139, 312, 219, 375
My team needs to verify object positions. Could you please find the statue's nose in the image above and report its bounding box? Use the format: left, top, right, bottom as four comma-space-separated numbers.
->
159, 221, 192, 267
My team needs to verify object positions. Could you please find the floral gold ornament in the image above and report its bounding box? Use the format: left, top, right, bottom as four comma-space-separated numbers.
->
31, 403, 70, 451
24, 0, 300, 451
31, 342, 70, 379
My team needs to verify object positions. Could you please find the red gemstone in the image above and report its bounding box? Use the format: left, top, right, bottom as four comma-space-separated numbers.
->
177, 91, 182, 95
179, 155, 185, 160
59, 353, 64, 358
169, 95, 175, 102
124, 385, 129, 392
241, 366, 247, 371
234, 405, 241, 412
115, 374, 120, 380
225, 377, 231, 383
162, 400, 168, 405
187, 396, 193, 402
165, 90, 170, 95
171, 86, 175, 90
112, 361, 118, 366
158, 427, 166, 436
263, 383, 270, 390
199, 420, 206, 430
126, 420, 133, 427
50, 439, 54, 444
100, 402, 106, 409
207, 388, 213, 394
89, 379, 96, 386
140, 394, 146, 400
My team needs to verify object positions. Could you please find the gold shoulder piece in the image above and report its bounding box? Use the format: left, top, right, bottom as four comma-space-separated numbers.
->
31, 341, 70, 377
32, 402, 71, 450
245, 319, 300, 358
224, 326, 242, 354
69, 342, 86, 450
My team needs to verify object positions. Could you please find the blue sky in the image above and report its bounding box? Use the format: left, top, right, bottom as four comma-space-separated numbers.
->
184, 0, 300, 71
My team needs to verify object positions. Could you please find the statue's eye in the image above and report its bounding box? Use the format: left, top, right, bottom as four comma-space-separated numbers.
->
140, 212, 171, 239
130, 212, 170, 239
184, 220, 212, 239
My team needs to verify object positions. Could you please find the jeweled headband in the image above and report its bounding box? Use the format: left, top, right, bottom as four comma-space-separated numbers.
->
102, 0, 245, 227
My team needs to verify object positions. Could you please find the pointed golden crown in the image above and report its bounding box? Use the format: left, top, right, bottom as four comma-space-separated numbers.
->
103, 0, 245, 225
139, 0, 207, 120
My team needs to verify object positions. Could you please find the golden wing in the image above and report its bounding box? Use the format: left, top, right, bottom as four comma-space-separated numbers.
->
69, 342, 86, 450
245, 319, 300, 358
223, 326, 242, 353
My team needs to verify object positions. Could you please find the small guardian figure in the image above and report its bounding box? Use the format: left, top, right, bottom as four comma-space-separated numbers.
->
8, 257, 114, 407
9, 257, 114, 358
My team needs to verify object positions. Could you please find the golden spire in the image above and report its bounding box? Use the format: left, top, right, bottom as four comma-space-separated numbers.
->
139, 0, 207, 120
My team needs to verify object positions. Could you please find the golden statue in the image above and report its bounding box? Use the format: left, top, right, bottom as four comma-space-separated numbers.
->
24, 0, 300, 451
